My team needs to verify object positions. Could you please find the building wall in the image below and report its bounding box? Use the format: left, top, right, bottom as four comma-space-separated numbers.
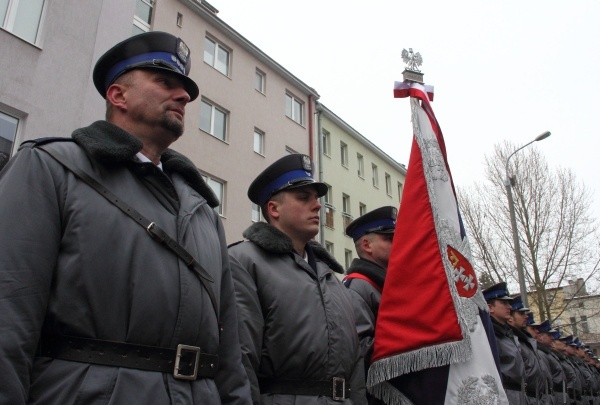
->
318, 104, 407, 270
151, 0, 320, 241
0, 0, 320, 244
0, 0, 132, 150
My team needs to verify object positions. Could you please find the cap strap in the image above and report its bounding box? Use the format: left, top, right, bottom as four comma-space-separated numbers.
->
105, 51, 184, 89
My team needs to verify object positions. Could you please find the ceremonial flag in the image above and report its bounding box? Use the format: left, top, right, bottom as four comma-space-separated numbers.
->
366, 81, 507, 405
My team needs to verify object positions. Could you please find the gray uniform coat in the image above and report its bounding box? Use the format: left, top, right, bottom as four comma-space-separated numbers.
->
492, 319, 526, 405
228, 222, 367, 405
0, 121, 251, 404
344, 258, 385, 368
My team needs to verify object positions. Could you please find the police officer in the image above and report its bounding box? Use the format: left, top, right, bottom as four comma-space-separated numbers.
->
228, 154, 367, 404
344, 206, 397, 367
485, 282, 527, 404
0, 32, 251, 404
508, 297, 549, 404
534, 321, 568, 404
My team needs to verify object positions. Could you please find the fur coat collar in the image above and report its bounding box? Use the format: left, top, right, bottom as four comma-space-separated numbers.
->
242, 222, 344, 274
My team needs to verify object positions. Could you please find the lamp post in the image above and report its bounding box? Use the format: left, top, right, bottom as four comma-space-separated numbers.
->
504, 131, 551, 307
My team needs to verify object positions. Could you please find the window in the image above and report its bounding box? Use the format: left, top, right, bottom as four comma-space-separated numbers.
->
1, 0, 46, 44
204, 37, 230, 76
357, 153, 364, 177
372, 164, 379, 188
200, 99, 227, 141
322, 129, 331, 156
359, 203, 367, 216
251, 203, 262, 222
324, 184, 334, 228
201, 174, 225, 216
176, 12, 183, 27
342, 193, 352, 230
133, 0, 153, 34
398, 181, 404, 202
325, 241, 334, 256
0, 110, 19, 172
255, 69, 265, 93
285, 93, 303, 125
253, 128, 264, 155
340, 142, 348, 167
385, 173, 392, 196
344, 249, 353, 269
581, 315, 589, 333
570, 317, 578, 336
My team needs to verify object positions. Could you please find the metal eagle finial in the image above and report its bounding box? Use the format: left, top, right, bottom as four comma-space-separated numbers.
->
402, 48, 423, 72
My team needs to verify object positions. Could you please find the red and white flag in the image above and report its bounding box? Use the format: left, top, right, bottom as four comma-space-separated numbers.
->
366, 82, 508, 405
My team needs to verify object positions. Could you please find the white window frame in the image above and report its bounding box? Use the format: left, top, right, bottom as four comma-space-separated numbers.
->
1, 0, 47, 44
344, 249, 353, 269
372, 164, 379, 188
0, 108, 21, 171
133, 0, 153, 34
340, 142, 348, 167
322, 129, 331, 156
200, 99, 228, 142
201, 173, 226, 216
253, 128, 265, 155
251, 203, 262, 222
385, 173, 392, 196
359, 203, 367, 216
204, 36, 230, 76
357, 153, 364, 177
285, 93, 303, 125
255, 69, 265, 94
325, 241, 334, 256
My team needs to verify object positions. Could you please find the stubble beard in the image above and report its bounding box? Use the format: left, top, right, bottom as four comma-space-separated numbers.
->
160, 110, 184, 139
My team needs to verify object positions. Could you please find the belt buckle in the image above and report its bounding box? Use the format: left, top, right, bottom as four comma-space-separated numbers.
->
174, 344, 200, 380
332, 377, 346, 401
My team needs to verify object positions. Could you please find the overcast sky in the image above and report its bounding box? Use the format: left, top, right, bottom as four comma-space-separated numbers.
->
213, 1, 600, 220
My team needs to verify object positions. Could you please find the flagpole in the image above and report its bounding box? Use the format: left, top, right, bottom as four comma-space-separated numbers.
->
504, 131, 551, 307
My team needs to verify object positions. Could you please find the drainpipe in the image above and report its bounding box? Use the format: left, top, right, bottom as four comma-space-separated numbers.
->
315, 102, 324, 245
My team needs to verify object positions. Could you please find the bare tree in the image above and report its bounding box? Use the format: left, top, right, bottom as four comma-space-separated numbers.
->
458, 141, 599, 321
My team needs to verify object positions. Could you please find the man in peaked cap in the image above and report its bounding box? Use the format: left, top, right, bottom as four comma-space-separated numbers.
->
343, 206, 397, 354
484, 282, 527, 404
228, 154, 367, 404
507, 297, 550, 403
533, 320, 569, 404
343, 206, 396, 404
0, 32, 251, 403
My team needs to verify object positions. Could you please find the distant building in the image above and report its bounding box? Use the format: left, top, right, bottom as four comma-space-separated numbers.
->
316, 103, 406, 270
528, 278, 600, 354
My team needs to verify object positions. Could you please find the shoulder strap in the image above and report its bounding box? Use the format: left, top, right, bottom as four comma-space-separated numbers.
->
343, 273, 383, 293
37, 145, 220, 322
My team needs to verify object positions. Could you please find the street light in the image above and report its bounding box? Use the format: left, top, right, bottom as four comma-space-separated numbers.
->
504, 131, 551, 307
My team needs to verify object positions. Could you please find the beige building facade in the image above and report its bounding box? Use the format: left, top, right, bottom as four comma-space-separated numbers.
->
316, 103, 407, 270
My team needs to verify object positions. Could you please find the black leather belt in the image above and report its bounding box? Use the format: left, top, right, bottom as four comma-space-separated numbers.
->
38, 335, 219, 380
259, 378, 351, 401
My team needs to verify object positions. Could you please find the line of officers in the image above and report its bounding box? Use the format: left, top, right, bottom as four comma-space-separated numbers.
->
484, 282, 600, 405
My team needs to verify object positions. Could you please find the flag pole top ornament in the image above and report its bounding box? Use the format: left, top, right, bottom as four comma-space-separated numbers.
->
401, 48, 425, 84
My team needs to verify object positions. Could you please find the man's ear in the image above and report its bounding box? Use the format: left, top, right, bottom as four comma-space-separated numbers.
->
360, 236, 372, 254
106, 83, 128, 112
267, 199, 280, 221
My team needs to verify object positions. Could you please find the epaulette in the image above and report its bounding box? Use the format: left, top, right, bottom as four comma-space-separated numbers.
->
20, 137, 74, 150
227, 240, 244, 249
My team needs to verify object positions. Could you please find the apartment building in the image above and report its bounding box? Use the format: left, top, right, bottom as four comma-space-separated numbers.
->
317, 103, 407, 270
528, 278, 600, 354
0, 0, 319, 242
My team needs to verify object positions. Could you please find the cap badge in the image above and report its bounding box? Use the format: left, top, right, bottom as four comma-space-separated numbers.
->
301, 155, 312, 171
176, 38, 190, 65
